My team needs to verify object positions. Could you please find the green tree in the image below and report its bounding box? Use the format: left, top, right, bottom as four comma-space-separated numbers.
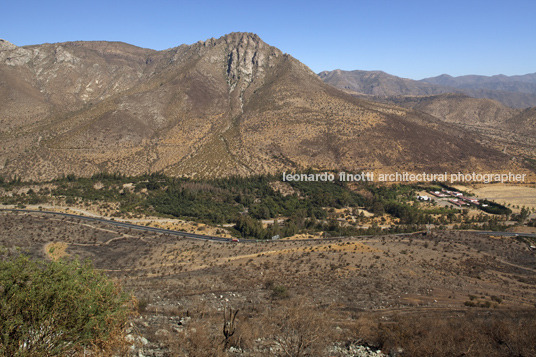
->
0, 255, 133, 356
372, 201, 385, 216
235, 215, 266, 239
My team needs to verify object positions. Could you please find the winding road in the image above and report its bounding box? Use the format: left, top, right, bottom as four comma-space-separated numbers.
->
1, 208, 535, 242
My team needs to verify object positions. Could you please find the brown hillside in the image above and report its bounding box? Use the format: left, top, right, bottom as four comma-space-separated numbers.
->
384, 94, 536, 160
389, 93, 518, 127
507, 107, 536, 138
0, 34, 520, 180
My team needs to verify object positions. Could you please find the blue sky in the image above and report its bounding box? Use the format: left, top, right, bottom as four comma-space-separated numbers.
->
2, 0, 535, 79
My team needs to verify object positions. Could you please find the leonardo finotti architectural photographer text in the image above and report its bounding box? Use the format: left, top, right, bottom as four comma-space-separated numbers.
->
282, 171, 526, 184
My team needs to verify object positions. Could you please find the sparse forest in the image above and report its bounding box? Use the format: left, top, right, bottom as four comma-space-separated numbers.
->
0, 172, 516, 239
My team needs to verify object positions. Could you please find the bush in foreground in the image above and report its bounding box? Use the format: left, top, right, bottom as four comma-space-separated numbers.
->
0, 255, 133, 356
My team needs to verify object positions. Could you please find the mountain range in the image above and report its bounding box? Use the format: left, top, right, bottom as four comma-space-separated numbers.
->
0, 33, 533, 180
320, 69, 536, 160
319, 70, 536, 109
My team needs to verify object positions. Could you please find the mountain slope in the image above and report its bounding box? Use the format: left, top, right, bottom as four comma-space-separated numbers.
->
0, 39, 157, 130
506, 107, 536, 138
0, 34, 520, 180
388, 93, 518, 128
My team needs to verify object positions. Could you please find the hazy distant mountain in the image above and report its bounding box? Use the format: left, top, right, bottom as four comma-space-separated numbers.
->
455, 88, 536, 109
0, 34, 522, 180
421, 73, 536, 93
318, 69, 449, 97
421, 73, 536, 108
320, 69, 536, 108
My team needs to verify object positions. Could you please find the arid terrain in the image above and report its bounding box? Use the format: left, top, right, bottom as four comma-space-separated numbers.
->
1, 33, 534, 181
2, 30, 536, 357
2, 210, 536, 356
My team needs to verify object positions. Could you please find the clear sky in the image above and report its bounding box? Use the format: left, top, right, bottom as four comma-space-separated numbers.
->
2, 0, 535, 79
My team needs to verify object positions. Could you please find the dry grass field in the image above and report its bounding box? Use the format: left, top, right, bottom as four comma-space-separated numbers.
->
454, 184, 536, 210
1, 211, 536, 356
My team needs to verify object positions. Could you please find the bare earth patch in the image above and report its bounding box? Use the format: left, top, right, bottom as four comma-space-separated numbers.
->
44, 241, 69, 261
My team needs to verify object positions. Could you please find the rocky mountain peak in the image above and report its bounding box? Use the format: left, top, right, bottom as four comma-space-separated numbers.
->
0, 39, 18, 51
221, 32, 262, 46
0, 39, 34, 66
209, 33, 280, 90
0, 35, 522, 180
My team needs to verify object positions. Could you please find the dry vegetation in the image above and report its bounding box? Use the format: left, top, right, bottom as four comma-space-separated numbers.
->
1, 211, 535, 356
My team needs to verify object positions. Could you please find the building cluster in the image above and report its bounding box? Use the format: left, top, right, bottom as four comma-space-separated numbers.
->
426, 189, 484, 208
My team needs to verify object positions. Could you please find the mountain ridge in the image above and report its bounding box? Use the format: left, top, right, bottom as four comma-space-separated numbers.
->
319, 70, 536, 160
0, 33, 527, 180
320, 69, 536, 109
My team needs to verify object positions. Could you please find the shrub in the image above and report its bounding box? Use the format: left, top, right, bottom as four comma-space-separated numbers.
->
271, 285, 290, 300
265, 300, 330, 357
137, 298, 150, 313
358, 311, 536, 357
0, 255, 133, 356
490, 295, 503, 304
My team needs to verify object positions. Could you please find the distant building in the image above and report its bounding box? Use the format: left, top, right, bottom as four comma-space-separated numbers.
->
443, 189, 463, 197
460, 196, 480, 205
429, 191, 448, 198
448, 199, 467, 207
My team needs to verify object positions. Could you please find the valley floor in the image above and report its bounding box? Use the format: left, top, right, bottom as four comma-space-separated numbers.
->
1, 211, 535, 356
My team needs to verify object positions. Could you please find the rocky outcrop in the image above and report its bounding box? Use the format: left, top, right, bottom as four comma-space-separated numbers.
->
0, 39, 18, 51
0, 39, 33, 66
